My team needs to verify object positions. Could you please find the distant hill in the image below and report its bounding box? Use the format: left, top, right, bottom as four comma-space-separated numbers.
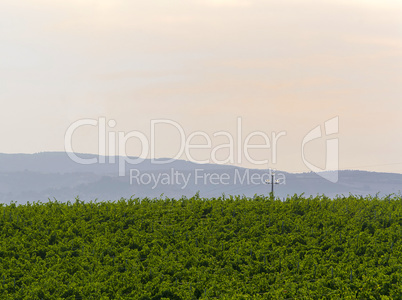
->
0, 152, 400, 203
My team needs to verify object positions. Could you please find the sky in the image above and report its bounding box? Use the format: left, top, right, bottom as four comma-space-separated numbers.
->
1, 0, 401, 173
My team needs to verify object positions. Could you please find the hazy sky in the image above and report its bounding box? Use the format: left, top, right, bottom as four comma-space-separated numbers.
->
1, 0, 401, 173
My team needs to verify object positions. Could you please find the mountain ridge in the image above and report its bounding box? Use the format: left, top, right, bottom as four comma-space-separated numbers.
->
0, 152, 400, 203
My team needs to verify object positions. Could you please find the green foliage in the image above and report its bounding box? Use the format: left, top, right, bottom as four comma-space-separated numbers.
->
1, 194, 402, 299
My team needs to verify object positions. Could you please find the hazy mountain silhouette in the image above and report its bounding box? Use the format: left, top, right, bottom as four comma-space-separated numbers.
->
0, 152, 400, 203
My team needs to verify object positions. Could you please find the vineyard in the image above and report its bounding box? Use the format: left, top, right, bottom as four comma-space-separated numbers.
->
1, 194, 402, 299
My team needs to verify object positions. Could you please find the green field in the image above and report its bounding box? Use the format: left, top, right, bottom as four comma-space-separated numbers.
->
1, 194, 402, 299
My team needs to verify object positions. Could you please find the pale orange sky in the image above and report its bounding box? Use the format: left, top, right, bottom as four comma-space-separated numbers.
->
0, 0, 401, 172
